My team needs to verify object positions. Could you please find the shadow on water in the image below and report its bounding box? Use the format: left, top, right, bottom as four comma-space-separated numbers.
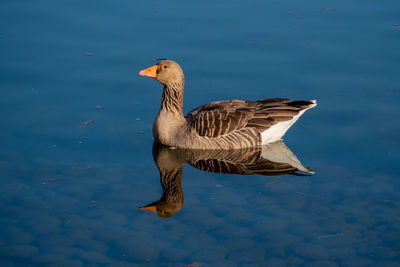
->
140, 141, 314, 218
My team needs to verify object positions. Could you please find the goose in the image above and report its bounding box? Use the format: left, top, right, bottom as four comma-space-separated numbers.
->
139, 60, 316, 149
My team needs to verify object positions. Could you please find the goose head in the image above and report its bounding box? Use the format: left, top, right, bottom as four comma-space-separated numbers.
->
139, 60, 184, 86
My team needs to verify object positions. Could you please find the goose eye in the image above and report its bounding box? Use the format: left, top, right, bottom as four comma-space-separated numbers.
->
163, 65, 168, 69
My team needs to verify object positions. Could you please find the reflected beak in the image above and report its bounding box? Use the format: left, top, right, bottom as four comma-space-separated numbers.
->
139, 204, 158, 214
139, 65, 158, 78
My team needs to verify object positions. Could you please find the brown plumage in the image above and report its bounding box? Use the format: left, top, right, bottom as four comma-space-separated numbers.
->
139, 60, 316, 149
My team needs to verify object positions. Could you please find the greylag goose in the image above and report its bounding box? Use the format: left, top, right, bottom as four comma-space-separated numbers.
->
139, 141, 314, 218
139, 60, 316, 149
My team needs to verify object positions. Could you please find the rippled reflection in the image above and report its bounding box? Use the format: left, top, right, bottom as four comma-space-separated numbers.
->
140, 141, 314, 218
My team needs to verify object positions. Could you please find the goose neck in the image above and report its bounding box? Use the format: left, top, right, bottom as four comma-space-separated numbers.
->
161, 81, 184, 116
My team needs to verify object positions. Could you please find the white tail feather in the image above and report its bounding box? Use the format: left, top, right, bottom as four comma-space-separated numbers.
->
261, 101, 316, 145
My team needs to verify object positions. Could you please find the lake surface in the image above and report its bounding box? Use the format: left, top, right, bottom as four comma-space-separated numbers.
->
1, 0, 400, 266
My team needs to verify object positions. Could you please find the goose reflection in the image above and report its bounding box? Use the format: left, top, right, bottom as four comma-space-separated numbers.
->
139, 141, 314, 218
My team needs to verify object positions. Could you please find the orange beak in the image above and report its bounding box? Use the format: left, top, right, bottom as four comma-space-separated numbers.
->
139, 204, 158, 214
139, 65, 158, 78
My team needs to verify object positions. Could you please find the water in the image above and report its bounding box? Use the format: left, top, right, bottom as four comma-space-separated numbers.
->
1, 0, 399, 265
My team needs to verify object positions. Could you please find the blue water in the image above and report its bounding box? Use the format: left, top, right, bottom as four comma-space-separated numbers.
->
1, 0, 400, 266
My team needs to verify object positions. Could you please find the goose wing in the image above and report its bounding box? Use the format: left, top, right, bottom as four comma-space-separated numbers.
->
186, 98, 312, 138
